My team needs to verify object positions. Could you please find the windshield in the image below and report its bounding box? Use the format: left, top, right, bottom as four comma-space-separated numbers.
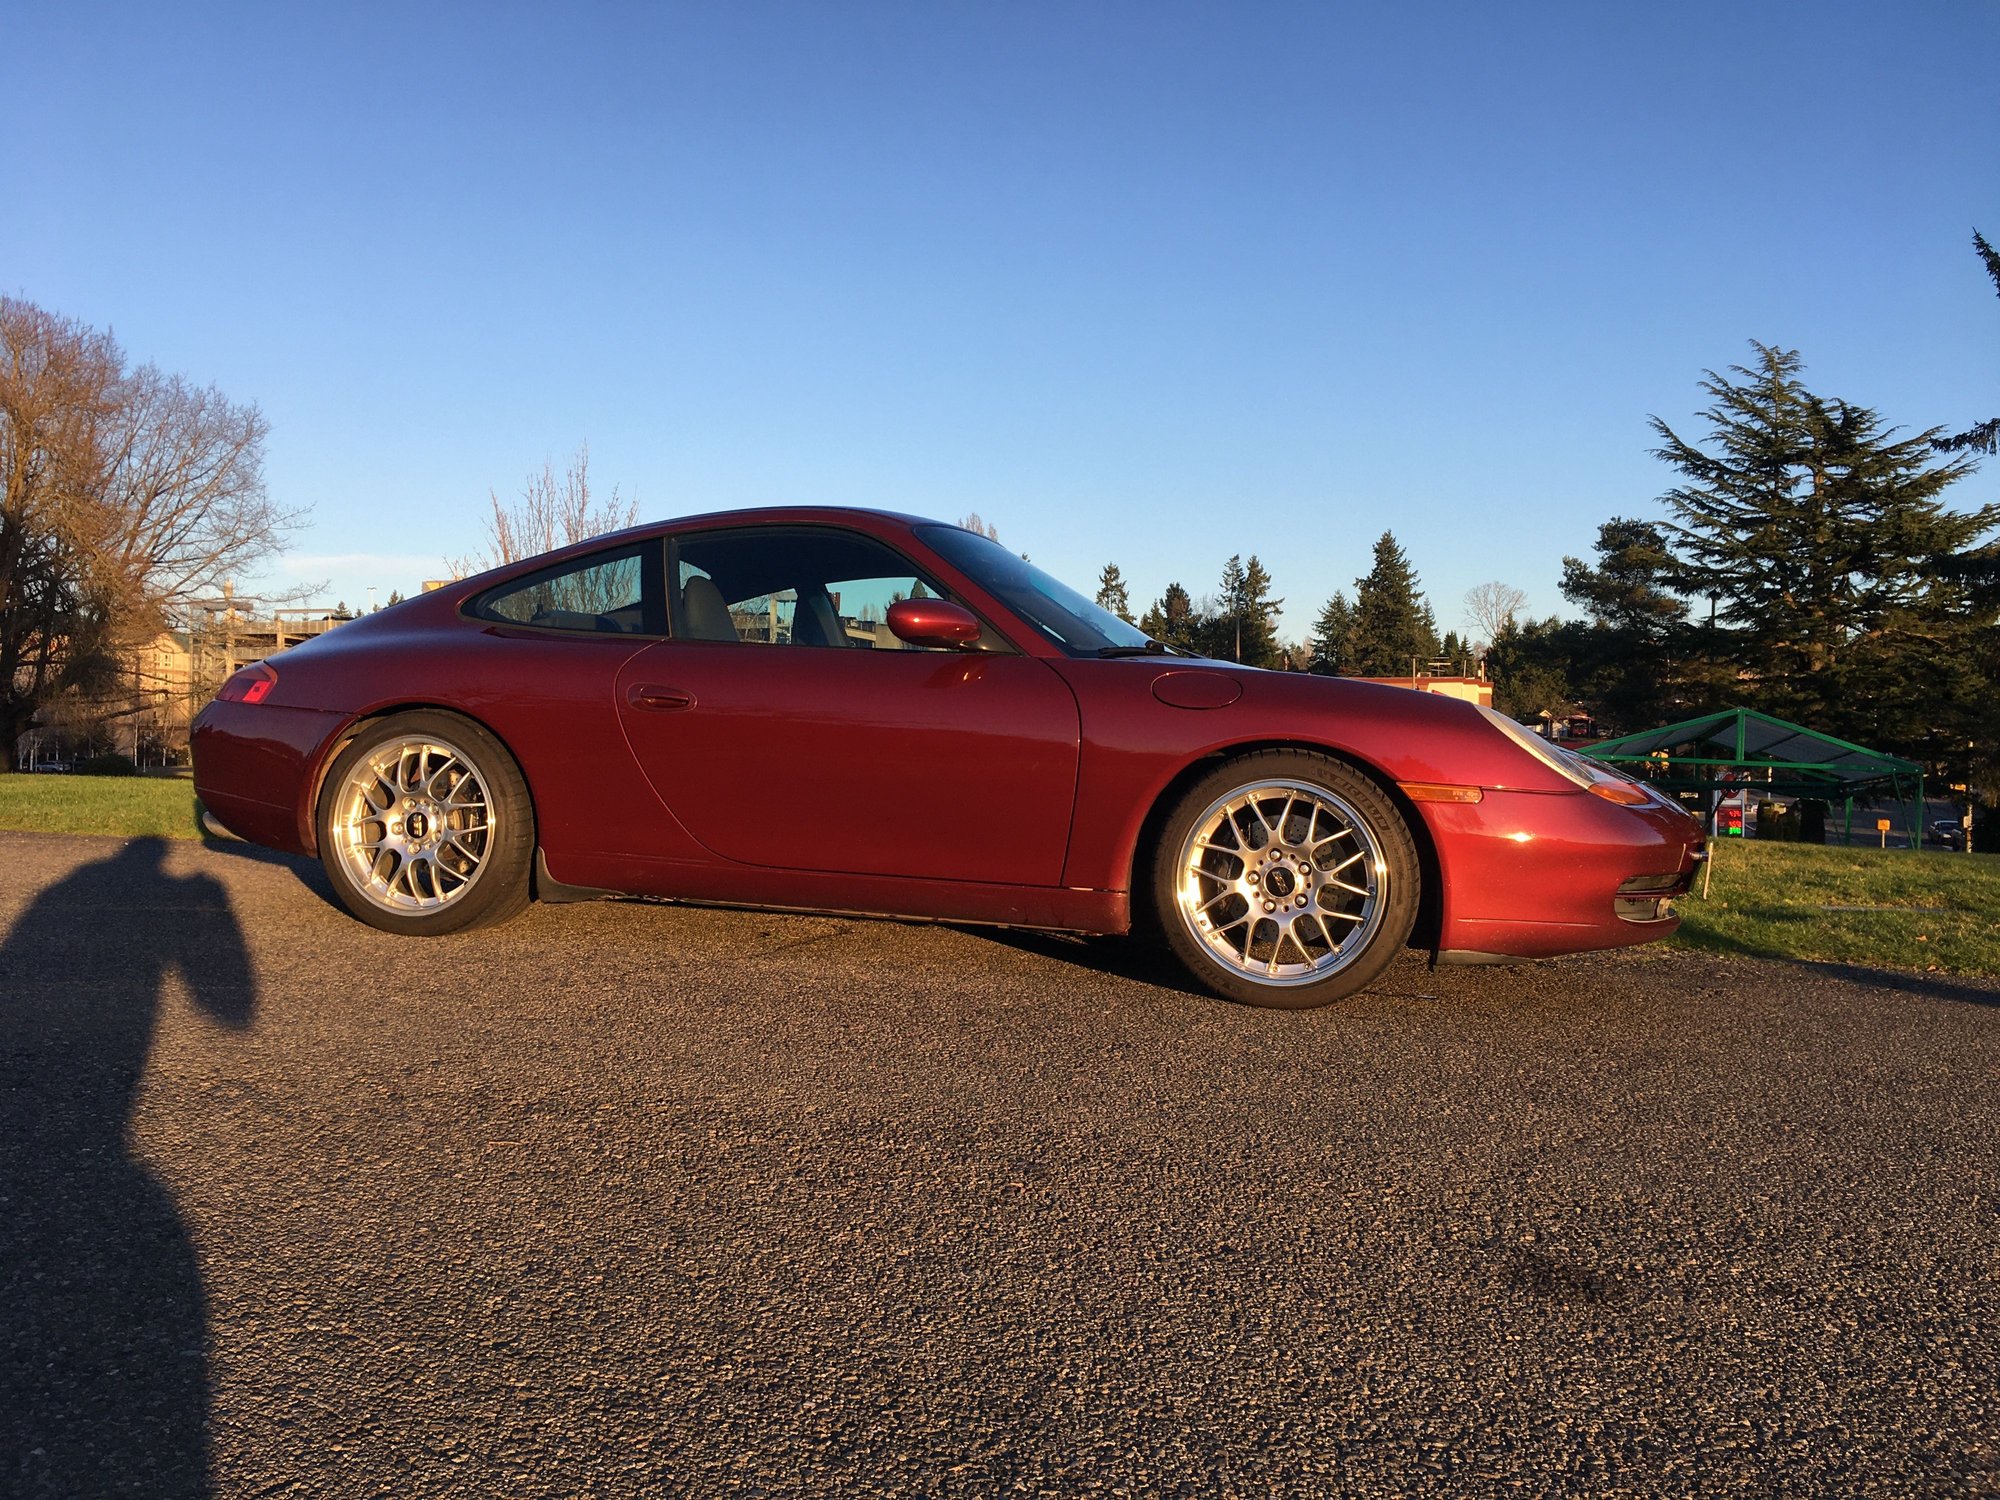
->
916, 525, 1157, 656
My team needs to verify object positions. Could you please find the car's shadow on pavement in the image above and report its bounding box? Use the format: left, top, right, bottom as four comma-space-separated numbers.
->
956, 924, 1216, 998
983, 923, 2000, 1012
197, 832, 337, 901
0, 837, 257, 1500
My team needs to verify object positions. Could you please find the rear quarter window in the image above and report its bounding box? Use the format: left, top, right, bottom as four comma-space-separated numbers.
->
470, 545, 662, 635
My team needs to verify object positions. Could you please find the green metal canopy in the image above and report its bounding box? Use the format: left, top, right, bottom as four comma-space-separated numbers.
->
1578, 708, 1927, 844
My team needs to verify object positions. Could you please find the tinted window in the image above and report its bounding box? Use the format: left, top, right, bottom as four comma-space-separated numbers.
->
473, 545, 660, 635
671, 527, 1005, 651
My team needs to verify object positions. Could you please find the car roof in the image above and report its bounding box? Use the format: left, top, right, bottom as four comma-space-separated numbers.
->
446, 506, 958, 596
601, 505, 946, 550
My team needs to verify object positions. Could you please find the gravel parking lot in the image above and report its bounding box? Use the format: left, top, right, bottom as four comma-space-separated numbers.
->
3, 831, 1997, 1498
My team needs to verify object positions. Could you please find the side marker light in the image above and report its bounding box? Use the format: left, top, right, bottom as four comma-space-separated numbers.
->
1587, 781, 1652, 807
1398, 782, 1484, 804
217, 662, 278, 704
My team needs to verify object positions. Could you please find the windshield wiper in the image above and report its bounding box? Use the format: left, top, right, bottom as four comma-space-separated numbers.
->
1094, 639, 1172, 658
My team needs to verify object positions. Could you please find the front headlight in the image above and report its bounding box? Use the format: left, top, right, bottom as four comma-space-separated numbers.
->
1474, 706, 1653, 806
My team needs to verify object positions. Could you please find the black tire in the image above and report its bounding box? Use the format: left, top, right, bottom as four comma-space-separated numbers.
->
1149, 749, 1419, 1009
315, 709, 534, 937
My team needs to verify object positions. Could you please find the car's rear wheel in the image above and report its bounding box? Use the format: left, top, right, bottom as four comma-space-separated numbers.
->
1150, 750, 1419, 1008
316, 710, 533, 936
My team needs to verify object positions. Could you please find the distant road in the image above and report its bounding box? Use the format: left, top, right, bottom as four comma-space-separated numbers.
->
3, 832, 1996, 1498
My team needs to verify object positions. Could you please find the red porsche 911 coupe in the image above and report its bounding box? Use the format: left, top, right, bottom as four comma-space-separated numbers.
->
193, 509, 1704, 1008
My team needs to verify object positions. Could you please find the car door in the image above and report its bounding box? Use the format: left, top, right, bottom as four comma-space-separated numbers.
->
454, 538, 711, 871
613, 524, 1081, 887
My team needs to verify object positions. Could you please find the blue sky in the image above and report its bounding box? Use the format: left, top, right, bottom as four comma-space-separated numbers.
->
6, 2, 1995, 638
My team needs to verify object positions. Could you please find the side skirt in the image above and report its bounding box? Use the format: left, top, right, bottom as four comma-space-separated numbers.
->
531, 848, 1127, 934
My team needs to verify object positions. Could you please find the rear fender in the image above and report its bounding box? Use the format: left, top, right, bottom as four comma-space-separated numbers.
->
297, 701, 526, 858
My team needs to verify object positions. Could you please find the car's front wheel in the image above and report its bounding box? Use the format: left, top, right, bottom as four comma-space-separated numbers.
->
316, 710, 533, 936
1150, 750, 1419, 1008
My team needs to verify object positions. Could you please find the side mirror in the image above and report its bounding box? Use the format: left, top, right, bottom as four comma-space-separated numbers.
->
886, 597, 982, 650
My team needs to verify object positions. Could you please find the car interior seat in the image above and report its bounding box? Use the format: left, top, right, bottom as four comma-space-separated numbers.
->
790, 586, 850, 648
680, 576, 739, 642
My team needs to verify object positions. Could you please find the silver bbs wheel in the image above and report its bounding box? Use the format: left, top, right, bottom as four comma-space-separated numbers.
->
1173, 777, 1389, 988
328, 734, 496, 913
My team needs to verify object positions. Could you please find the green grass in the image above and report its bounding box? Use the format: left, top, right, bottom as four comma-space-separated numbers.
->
0, 773, 203, 840
1672, 837, 2000, 978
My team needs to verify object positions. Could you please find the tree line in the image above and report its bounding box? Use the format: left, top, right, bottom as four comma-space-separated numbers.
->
1087, 540, 1473, 680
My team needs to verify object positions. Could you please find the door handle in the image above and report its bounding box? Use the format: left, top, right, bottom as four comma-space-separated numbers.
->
627, 684, 696, 712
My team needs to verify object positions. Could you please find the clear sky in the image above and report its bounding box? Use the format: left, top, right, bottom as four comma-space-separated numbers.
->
6, 2, 1995, 639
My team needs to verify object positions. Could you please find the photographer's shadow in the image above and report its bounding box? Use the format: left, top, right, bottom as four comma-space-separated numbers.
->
0, 837, 256, 1499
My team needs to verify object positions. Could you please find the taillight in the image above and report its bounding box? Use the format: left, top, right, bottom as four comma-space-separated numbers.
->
217, 661, 278, 705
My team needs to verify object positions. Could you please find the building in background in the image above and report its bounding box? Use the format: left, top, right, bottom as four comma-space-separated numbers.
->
14, 587, 355, 769
1350, 673, 1494, 709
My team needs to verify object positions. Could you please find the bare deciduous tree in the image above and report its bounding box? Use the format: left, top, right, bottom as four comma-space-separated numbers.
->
1, 296, 302, 766
1463, 580, 1527, 648
957, 511, 999, 541
454, 443, 638, 576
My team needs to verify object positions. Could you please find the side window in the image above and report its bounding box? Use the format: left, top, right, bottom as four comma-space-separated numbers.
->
472, 545, 660, 635
670, 528, 1005, 651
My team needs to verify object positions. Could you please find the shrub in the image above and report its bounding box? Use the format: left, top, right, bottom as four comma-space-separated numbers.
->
74, 752, 141, 777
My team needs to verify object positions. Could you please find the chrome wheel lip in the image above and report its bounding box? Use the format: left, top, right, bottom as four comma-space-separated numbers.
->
1173, 777, 1388, 988
328, 733, 496, 915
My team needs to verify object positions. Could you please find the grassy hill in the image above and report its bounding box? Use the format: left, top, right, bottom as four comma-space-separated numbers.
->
1673, 837, 2000, 977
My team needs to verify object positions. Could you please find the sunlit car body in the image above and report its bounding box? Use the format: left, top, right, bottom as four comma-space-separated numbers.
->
193, 508, 1704, 1007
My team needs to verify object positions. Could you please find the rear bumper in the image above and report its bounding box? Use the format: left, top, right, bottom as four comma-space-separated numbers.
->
1423, 787, 1704, 960
191, 700, 351, 855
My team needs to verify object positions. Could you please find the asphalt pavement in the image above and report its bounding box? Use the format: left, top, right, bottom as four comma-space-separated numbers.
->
2, 831, 1997, 1498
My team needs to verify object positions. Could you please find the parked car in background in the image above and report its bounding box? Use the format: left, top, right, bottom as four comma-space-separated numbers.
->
193, 509, 1705, 1008
1931, 819, 1967, 851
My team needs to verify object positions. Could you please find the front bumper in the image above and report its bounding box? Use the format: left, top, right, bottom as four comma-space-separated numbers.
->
1421, 786, 1705, 961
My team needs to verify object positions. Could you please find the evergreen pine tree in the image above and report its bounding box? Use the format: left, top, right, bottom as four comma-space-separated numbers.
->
1347, 532, 1439, 676
1652, 342, 1992, 748
1310, 591, 1354, 674
1485, 617, 1586, 725
1094, 563, 1134, 622
1558, 518, 1694, 731
1239, 556, 1283, 668
1140, 582, 1204, 653
1206, 556, 1248, 661
1201, 555, 1283, 666
1935, 229, 2000, 456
